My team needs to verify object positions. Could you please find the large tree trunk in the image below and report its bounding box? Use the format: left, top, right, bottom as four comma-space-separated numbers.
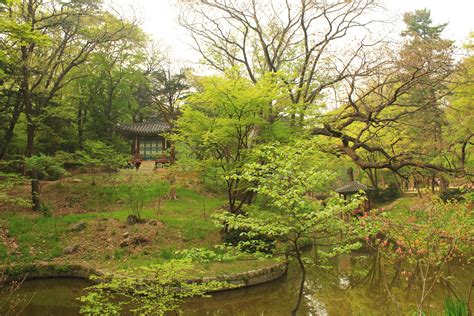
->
430, 172, 436, 193
25, 121, 35, 157
0, 101, 23, 159
366, 168, 379, 191
439, 176, 448, 192
392, 172, 404, 196
169, 141, 176, 165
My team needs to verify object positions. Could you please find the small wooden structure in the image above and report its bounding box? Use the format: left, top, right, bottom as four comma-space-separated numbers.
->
335, 181, 373, 211
116, 119, 171, 161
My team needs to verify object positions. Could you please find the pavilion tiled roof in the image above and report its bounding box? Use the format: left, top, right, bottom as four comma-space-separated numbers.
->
335, 181, 372, 194
116, 121, 171, 137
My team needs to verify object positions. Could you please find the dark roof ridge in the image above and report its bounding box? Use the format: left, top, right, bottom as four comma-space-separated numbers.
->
335, 180, 372, 194
116, 120, 171, 137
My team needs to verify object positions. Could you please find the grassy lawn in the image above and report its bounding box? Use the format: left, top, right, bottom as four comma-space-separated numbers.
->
0, 168, 276, 278
378, 194, 461, 224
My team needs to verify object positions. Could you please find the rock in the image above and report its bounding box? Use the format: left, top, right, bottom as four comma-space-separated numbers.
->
122, 232, 130, 238
126, 215, 138, 225
72, 178, 83, 183
120, 238, 130, 248
63, 245, 79, 255
131, 235, 149, 245
68, 222, 87, 232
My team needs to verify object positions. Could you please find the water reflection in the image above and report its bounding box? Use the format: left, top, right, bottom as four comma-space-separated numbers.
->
2, 250, 472, 315
184, 249, 472, 315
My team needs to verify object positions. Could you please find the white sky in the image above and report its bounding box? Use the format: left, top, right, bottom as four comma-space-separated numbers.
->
109, 0, 474, 65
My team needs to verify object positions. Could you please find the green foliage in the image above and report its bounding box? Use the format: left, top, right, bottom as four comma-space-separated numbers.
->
178, 71, 280, 213
78, 260, 227, 316
222, 228, 275, 254
438, 188, 472, 202
174, 245, 244, 263
125, 185, 146, 220
179, 71, 272, 156
123, 176, 170, 220
213, 140, 367, 262
402, 9, 447, 39
159, 248, 175, 260
443, 297, 468, 316
0, 214, 75, 263
155, 187, 223, 241
362, 195, 473, 314
25, 155, 66, 180
80, 140, 127, 170
0, 172, 32, 211
372, 188, 401, 204
445, 33, 474, 175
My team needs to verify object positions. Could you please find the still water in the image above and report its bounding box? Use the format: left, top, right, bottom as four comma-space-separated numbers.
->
1, 252, 472, 315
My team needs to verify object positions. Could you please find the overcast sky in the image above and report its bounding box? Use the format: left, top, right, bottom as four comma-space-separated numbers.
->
109, 0, 474, 65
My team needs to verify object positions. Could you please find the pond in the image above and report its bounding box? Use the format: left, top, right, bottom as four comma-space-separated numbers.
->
1, 252, 472, 315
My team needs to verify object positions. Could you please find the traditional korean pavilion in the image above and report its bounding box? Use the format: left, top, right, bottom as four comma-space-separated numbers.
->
335, 181, 373, 210
116, 119, 171, 160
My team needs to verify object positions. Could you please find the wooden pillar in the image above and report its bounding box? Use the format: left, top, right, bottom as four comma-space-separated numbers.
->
131, 136, 136, 157
132, 136, 140, 159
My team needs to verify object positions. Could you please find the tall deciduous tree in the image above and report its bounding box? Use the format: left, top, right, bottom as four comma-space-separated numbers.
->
2, 0, 139, 158
445, 33, 474, 178
148, 64, 190, 164
310, 9, 465, 182
213, 141, 366, 314
179, 0, 382, 124
178, 71, 278, 214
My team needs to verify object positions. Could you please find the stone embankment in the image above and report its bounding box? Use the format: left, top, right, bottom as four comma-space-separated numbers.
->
2, 261, 288, 291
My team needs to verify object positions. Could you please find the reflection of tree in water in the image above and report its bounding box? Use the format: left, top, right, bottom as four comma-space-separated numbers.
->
338, 250, 406, 294
0, 274, 34, 315
347, 251, 385, 291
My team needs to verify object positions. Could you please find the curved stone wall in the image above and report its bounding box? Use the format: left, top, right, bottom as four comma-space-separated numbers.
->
1, 261, 288, 291
189, 261, 288, 291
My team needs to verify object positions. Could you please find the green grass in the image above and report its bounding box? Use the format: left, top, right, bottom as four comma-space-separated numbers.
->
0, 243, 7, 263
158, 187, 222, 241
444, 297, 468, 316
0, 214, 80, 262
159, 247, 175, 260
48, 178, 170, 212
382, 196, 428, 222
0, 173, 225, 265
1, 171, 279, 279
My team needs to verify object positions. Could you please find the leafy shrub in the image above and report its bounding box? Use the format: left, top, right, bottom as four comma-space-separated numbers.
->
78, 260, 227, 316
371, 188, 400, 203
222, 228, 275, 254
25, 155, 66, 180
126, 185, 146, 220
439, 188, 471, 202
81, 140, 127, 171
174, 245, 241, 263
0, 157, 25, 173
56, 141, 127, 171
159, 248, 175, 260
0, 172, 32, 211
